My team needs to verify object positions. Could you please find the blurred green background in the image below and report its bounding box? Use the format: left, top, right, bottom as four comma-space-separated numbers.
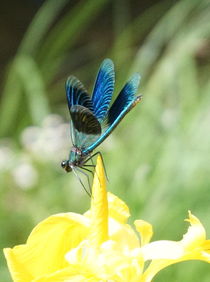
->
1, 0, 210, 281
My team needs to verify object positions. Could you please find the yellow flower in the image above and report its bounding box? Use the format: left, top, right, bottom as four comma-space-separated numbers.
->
4, 156, 210, 281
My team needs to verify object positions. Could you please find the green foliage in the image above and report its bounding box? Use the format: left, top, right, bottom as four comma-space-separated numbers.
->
1, 0, 210, 281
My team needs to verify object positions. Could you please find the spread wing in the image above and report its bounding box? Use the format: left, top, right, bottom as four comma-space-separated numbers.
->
91, 59, 115, 122
107, 73, 141, 125
83, 73, 141, 154
65, 76, 98, 148
65, 76, 93, 111
65, 61, 141, 154
70, 105, 101, 149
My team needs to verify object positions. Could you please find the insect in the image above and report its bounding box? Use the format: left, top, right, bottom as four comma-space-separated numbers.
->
61, 58, 142, 191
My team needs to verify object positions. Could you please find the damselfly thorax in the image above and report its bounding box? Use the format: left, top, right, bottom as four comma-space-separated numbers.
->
61, 146, 88, 172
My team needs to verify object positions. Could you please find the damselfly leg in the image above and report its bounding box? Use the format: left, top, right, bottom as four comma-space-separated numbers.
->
72, 168, 91, 197
84, 151, 109, 181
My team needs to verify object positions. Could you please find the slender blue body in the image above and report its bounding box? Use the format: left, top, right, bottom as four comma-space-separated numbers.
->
61, 58, 142, 173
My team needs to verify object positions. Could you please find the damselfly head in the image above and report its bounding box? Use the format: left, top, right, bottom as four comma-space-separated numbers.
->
61, 160, 72, 172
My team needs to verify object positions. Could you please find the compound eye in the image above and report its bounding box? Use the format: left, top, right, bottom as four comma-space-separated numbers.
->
61, 160, 67, 168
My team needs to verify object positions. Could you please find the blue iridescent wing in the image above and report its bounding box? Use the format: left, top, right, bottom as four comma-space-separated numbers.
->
65, 76, 99, 147
108, 73, 141, 125
70, 105, 101, 149
70, 105, 101, 135
83, 73, 141, 154
66, 76, 93, 111
92, 59, 115, 121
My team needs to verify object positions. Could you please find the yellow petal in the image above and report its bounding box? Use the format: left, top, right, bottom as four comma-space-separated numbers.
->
89, 155, 108, 247
66, 239, 143, 281
182, 210, 206, 249
141, 212, 210, 282
141, 240, 184, 260
134, 220, 153, 246
109, 218, 140, 250
4, 213, 89, 282
33, 264, 99, 282
107, 192, 130, 224
107, 193, 139, 249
